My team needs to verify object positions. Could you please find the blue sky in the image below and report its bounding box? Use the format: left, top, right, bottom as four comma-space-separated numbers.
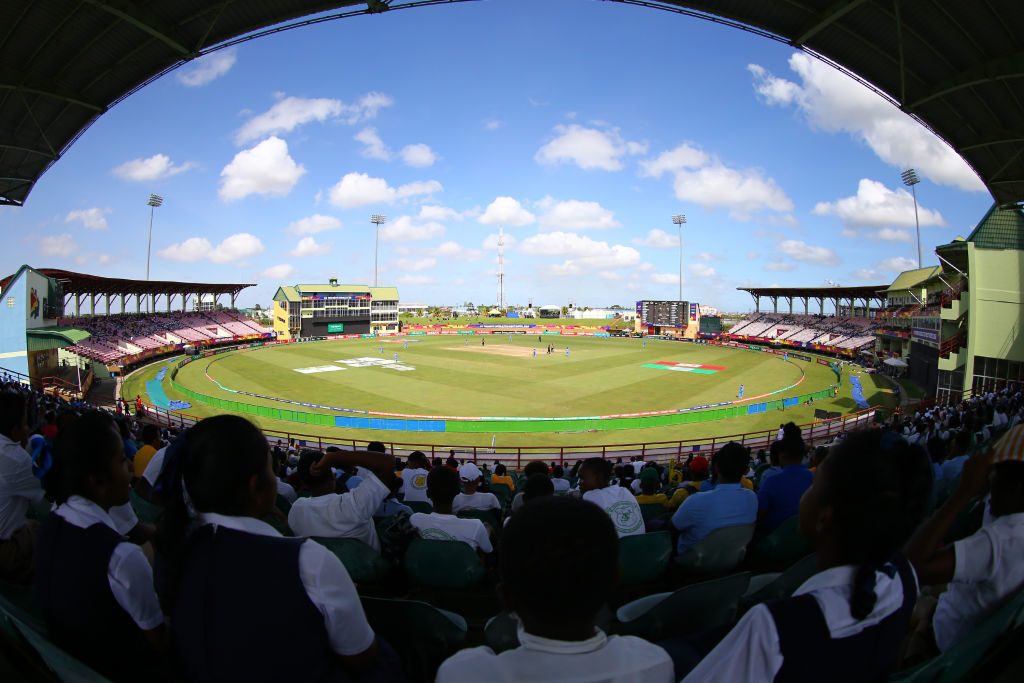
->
0, 0, 994, 311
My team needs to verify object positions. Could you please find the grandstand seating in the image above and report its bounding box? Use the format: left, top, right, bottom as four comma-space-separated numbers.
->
725, 313, 879, 352
60, 310, 271, 363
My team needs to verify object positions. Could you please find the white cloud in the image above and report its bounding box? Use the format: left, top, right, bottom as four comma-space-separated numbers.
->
879, 256, 919, 273
261, 263, 295, 280
638, 143, 709, 178
176, 50, 237, 87
432, 241, 482, 261
290, 236, 330, 257
632, 229, 679, 248
877, 227, 913, 242
536, 197, 620, 231
400, 143, 437, 168
520, 231, 641, 272
219, 137, 306, 200
397, 257, 436, 271
113, 154, 193, 182
160, 233, 264, 263
698, 252, 722, 262
764, 261, 796, 272
535, 124, 647, 171
813, 178, 945, 228
354, 127, 391, 160
484, 119, 502, 131
397, 274, 434, 285
65, 208, 110, 230
652, 272, 681, 285
778, 239, 839, 265
690, 263, 717, 278
40, 233, 76, 257
478, 197, 535, 226
379, 216, 445, 241
235, 92, 393, 144
418, 205, 463, 222
673, 162, 793, 219
287, 214, 341, 235
327, 172, 442, 209
748, 54, 984, 192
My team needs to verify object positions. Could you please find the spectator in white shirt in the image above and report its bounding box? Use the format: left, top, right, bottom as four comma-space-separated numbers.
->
550, 465, 571, 492
579, 457, 644, 537
401, 451, 431, 503
157, 415, 401, 681
906, 447, 1024, 655
453, 463, 501, 515
287, 448, 394, 552
410, 467, 492, 553
437, 495, 673, 683
0, 391, 44, 582
36, 410, 166, 680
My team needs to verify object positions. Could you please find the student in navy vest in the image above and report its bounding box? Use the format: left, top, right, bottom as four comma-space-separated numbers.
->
36, 411, 167, 682
679, 430, 932, 682
156, 415, 404, 683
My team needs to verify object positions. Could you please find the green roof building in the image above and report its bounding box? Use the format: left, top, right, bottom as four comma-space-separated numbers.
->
272, 278, 399, 340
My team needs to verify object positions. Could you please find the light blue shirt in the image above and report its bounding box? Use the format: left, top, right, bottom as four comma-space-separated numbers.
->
940, 454, 969, 482
671, 482, 757, 555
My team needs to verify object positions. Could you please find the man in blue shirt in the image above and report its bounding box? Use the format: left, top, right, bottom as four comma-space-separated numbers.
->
672, 442, 757, 555
757, 432, 812, 534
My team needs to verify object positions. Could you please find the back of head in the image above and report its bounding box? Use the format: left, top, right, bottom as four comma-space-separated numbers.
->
817, 431, 932, 619
426, 466, 460, 506
778, 431, 806, 465
297, 449, 329, 486
367, 441, 386, 454
552, 465, 564, 479
523, 460, 550, 477
408, 451, 429, 469
522, 473, 555, 502
500, 496, 617, 625
179, 415, 271, 516
494, 463, 507, 477
715, 442, 748, 482
141, 423, 161, 445
0, 392, 26, 438
768, 440, 783, 467
45, 411, 121, 505
580, 457, 612, 485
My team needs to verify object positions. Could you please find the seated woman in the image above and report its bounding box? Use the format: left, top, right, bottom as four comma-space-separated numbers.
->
36, 411, 166, 682
678, 431, 932, 682
157, 415, 402, 682
490, 463, 516, 491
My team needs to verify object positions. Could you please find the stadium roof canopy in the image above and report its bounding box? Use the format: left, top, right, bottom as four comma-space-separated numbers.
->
738, 285, 889, 301
1, 1, 1023, 207
0, 267, 254, 299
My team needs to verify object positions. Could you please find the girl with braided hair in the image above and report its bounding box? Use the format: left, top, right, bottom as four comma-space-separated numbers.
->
680, 430, 932, 682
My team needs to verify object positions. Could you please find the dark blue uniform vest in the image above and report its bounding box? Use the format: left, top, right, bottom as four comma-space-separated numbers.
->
768, 555, 917, 683
173, 524, 349, 683
35, 513, 156, 682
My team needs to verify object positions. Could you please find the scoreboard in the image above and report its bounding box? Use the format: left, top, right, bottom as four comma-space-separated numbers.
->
636, 300, 688, 327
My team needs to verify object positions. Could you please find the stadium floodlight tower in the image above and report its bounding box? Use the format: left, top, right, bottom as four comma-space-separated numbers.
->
146, 193, 163, 313
901, 168, 922, 268
370, 214, 387, 287
496, 227, 505, 311
672, 214, 686, 302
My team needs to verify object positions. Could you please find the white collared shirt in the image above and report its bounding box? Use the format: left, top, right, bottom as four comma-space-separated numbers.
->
452, 491, 501, 514
53, 496, 163, 630
0, 432, 45, 540
933, 511, 1024, 652
287, 472, 389, 551
437, 624, 673, 682
409, 512, 492, 553
682, 563, 918, 682
551, 478, 571, 492
198, 512, 374, 656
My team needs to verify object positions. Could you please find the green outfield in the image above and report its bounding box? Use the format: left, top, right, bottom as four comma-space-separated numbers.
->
122, 336, 895, 447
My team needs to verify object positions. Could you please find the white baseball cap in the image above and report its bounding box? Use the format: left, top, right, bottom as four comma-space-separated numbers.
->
459, 462, 483, 482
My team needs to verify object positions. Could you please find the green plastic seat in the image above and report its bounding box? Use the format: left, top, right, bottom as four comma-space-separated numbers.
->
619, 531, 672, 585
490, 483, 513, 509
746, 516, 812, 571
0, 578, 47, 637
675, 523, 755, 576
311, 537, 393, 583
361, 597, 467, 683
404, 538, 485, 588
407, 500, 433, 515
129, 489, 163, 525
6, 611, 115, 683
639, 502, 669, 523
739, 554, 818, 614
890, 590, 1024, 683
616, 572, 752, 642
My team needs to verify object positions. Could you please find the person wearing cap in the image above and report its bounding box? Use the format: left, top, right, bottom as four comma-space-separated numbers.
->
410, 467, 492, 554
286, 448, 394, 552
905, 432, 1024, 656
671, 443, 757, 556
453, 463, 502, 515
667, 455, 710, 510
